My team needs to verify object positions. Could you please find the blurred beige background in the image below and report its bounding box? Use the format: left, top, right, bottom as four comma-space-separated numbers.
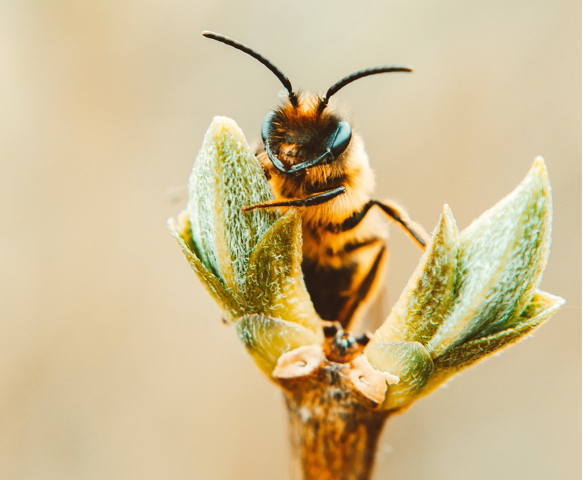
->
0, 1, 580, 479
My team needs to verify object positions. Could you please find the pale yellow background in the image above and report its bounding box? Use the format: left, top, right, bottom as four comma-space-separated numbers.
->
1, 2, 580, 479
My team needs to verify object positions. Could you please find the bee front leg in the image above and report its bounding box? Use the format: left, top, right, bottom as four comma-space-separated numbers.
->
242, 185, 346, 211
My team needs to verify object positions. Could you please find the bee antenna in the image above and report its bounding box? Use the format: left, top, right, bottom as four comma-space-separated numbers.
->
317, 65, 413, 114
202, 31, 298, 107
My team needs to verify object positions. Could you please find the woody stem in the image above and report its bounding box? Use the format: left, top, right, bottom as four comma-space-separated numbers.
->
283, 364, 390, 480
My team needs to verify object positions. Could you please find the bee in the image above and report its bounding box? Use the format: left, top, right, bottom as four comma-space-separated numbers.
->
203, 31, 428, 330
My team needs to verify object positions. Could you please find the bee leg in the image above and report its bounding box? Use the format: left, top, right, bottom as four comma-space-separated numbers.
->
336, 244, 388, 329
373, 200, 429, 249
333, 199, 428, 248
242, 185, 345, 211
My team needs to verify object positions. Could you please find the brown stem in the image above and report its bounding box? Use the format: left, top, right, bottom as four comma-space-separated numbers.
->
282, 363, 390, 480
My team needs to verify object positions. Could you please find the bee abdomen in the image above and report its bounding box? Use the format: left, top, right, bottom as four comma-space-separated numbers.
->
302, 243, 387, 328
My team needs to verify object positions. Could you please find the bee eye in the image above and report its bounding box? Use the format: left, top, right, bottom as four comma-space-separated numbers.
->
330, 121, 352, 158
261, 111, 275, 144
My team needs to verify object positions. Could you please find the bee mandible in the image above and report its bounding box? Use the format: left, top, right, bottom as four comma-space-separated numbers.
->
203, 31, 429, 330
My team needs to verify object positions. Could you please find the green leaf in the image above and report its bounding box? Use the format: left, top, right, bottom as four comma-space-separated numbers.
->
174, 117, 322, 329
427, 158, 552, 357
365, 341, 434, 410
187, 117, 279, 291
168, 213, 245, 320
434, 290, 564, 371
236, 314, 320, 376
372, 204, 458, 346
245, 212, 321, 333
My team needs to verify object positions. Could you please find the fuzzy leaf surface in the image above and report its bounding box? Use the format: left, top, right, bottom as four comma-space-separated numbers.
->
428, 158, 552, 357
168, 213, 245, 319
237, 314, 319, 376
433, 290, 564, 371
245, 212, 321, 333
373, 205, 458, 346
365, 341, 434, 410
187, 117, 278, 291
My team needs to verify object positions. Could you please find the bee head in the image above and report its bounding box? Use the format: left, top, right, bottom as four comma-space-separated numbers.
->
202, 31, 412, 174
261, 95, 353, 174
